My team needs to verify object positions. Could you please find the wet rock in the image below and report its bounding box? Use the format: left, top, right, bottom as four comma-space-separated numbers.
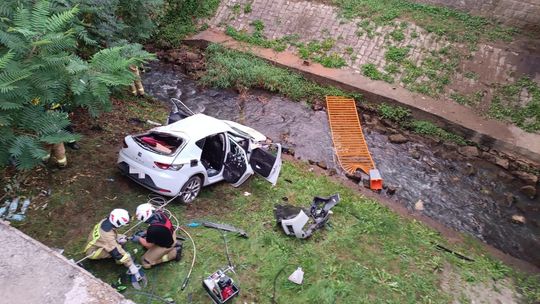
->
410, 149, 421, 160
327, 168, 337, 176
316, 161, 328, 170
184, 51, 200, 61
186, 62, 204, 71
282, 146, 295, 156
512, 171, 538, 185
373, 125, 387, 134
504, 193, 516, 207
168, 51, 182, 61
387, 128, 399, 135
414, 200, 424, 211
511, 215, 526, 225
362, 114, 371, 122
443, 141, 458, 150
497, 171, 514, 181
388, 134, 408, 144
458, 146, 480, 158
386, 185, 397, 195
494, 157, 509, 170
515, 201, 539, 213
520, 185, 537, 199
345, 171, 362, 183
311, 103, 324, 111
465, 163, 475, 176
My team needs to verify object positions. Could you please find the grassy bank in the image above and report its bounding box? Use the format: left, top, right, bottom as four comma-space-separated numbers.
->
4, 95, 539, 303
201, 44, 361, 103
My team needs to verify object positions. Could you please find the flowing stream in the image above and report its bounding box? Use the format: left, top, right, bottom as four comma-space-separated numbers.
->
142, 62, 540, 266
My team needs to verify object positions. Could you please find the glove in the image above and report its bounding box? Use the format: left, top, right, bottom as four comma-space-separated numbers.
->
117, 235, 128, 245
134, 230, 146, 237
130, 235, 141, 243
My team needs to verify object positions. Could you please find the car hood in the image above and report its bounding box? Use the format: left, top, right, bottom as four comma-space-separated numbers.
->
223, 120, 267, 142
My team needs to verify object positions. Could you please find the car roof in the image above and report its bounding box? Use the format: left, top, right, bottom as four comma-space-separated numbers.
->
153, 113, 234, 141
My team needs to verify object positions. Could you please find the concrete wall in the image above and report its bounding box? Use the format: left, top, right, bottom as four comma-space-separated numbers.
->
413, 0, 540, 33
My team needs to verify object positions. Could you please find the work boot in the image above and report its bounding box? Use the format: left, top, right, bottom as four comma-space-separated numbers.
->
174, 243, 183, 262
66, 142, 80, 150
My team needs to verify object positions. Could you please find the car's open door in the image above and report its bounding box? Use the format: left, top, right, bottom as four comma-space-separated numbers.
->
249, 143, 282, 186
223, 135, 254, 187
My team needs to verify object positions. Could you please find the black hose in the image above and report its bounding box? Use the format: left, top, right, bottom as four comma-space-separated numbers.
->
124, 290, 175, 304
271, 263, 293, 304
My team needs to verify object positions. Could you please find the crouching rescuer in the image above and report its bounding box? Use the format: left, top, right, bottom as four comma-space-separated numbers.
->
84, 209, 147, 289
132, 203, 182, 269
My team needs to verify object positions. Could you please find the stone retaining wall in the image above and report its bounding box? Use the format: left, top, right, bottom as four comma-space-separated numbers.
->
413, 0, 540, 33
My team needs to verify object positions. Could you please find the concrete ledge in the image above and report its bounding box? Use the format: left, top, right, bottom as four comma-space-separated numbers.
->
0, 221, 134, 304
186, 29, 540, 165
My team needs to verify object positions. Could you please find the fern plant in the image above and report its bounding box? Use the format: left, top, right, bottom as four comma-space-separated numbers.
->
0, 0, 155, 169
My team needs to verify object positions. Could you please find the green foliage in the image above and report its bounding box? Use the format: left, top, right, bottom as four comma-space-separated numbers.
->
296, 39, 347, 68
201, 44, 360, 103
224, 25, 295, 52
0, 0, 154, 169
70, 0, 163, 46
362, 63, 393, 83
244, 2, 252, 13
411, 120, 467, 145
385, 46, 409, 63
156, 0, 220, 47
378, 103, 411, 123
450, 91, 483, 106
389, 28, 405, 41
488, 77, 540, 132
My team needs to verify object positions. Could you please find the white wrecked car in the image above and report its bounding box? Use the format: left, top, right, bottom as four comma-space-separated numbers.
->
118, 114, 282, 203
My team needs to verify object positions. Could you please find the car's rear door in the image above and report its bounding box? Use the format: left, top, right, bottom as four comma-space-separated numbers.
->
249, 143, 282, 186
223, 135, 254, 187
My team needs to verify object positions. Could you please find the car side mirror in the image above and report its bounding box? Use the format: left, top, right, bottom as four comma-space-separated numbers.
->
190, 159, 198, 167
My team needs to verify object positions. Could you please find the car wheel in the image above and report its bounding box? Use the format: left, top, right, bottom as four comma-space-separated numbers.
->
178, 175, 202, 204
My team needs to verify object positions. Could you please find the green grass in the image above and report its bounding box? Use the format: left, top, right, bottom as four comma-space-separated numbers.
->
334, 0, 516, 45
224, 24, 297, 52
362, 63, 394, 83
450, 91, 483, 106
26, 161, 540, 303
377, 103, 468, 145
296, 39, 348, 68
385, 46, 409, 63
244, 2, 252, 13
156, 0, 221, 47
411, 120, 467, 145
389, 28, 405, 41
488, 77, 540, 132
201, 44, 360, 102
378, 103, 411, 123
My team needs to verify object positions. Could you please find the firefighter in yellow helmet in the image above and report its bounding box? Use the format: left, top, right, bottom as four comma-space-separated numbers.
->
84, 209, 147, 288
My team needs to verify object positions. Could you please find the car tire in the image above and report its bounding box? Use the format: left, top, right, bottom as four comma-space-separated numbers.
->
178, 175, 202, 204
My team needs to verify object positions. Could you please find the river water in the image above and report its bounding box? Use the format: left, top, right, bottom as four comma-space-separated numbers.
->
142, 62, 540, 266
